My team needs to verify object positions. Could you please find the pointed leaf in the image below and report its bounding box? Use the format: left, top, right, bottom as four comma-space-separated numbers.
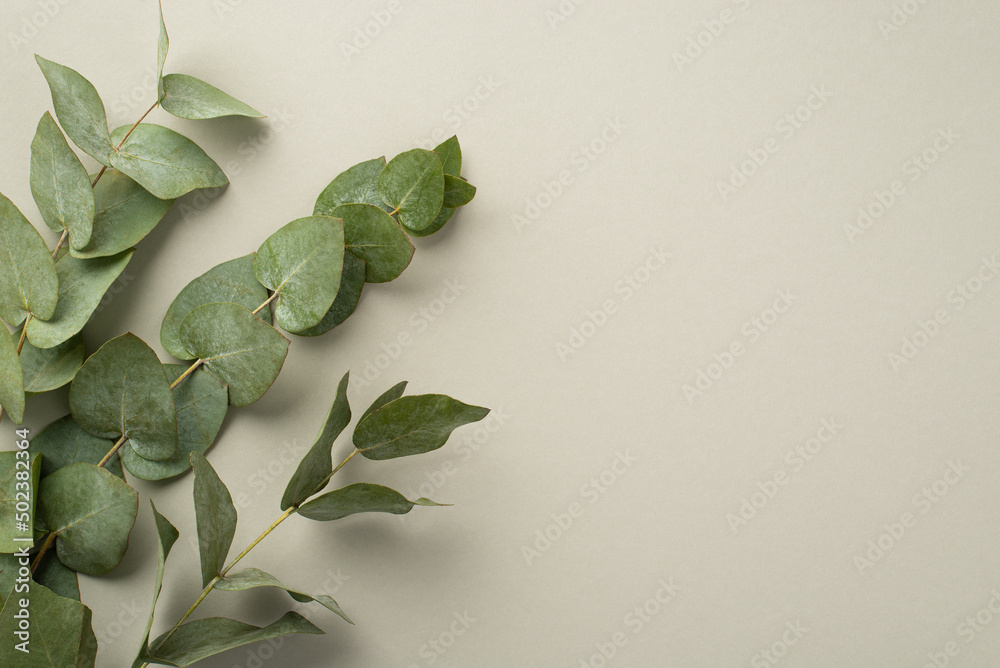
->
180, 302, 289, 407
360, 380, 408, 422
298, 482, 445, 521
29, 112, 96, 249
36, 462, 138, 575
0, 582, 97, 667
161, 254, 271, 360
191, 452, 236, 587
0, 193, 59, 326
355, 394, 490, 460
29, 414, 123, 480
19, 332, 84, 394
133, 501, 179, 668
281, 372, 351, 510
109, 124, 228, 200
147, 611, 322, 667
0, 452, 39, 552
289, 252, 365, 337
160, 74, 264, 119
122, 365, 228, 481
378, 148, 444, 233
336, 203, 413, 283
33, 550, 81, 602
254, 216, 345, 332
313, 157, 391, 214
217, 568, 352, 624
442, 174, 476, 208
0, 325, 24, 424
157, 0, 168, 101
35, 55, 113, 165
434, 136, 463, 176
68, 333, 178, 461
407, 206, 455, 238
26, 249, 135, 349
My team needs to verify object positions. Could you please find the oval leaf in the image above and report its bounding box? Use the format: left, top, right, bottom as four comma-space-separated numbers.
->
434, 135, 463, 176
254, 216, 345, 332
377, 148, 444, 233
35, 55, 113, 165
442, 174, 476, 208
109, 123, 228, 200
297, 482, 444, 521
68, 333, 178, 461
408, 206, 455, 238
0, 193, 59, 326
29, 112, 95, 249
217, 568, 352, 624
33, 550, 81, 602
360, 380, 408, 422
0, 325, 24, 424
191, 452, 237, 588
355, 394, 490, 460
313, 157, 390, 214
289, 251, 365, 337
37, 462, 138, 575
0, 582, 97, 667
30, 414, 123, 480
19, 331, 84, 394
336, 203, 413, 283
161, 254, 271, 360
180, 302, 289, 407
160, 74, 264, 119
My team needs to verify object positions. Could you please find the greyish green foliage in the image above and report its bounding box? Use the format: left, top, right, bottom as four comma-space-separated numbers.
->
18, 332, 84, 394
336, 203, 414, 283
0, 326, 25, 424
297, 482, 445, 521
0, 193, 58, 327
160, 74, 265, 120
0, 581, 97, 667
132, 502, 178, 668
191, 452, 237, 587
29, 112, 95, 250
378, 148, 445, 233
34, 55, 113, 165
0, 452, 39, 552
30, 415, 123, 480
215, 568, 352, 624
355, 394, 490, 460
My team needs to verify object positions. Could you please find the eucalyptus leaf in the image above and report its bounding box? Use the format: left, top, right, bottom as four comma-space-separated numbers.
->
355, 394, 490, 460
147, 611, 322, 667
133, 501, 179, 668
0, 581, 97, 667
33, 550, 81, 602
297, 482, 444, 521
19, 332, 85, 394
68, 333, 179, 461
161, 254, 271, 360
29, 112, 95, 249
336, 203, 414, 283
0, 452, 39, 552
122, 365, 228, 481
313, 157, 391, 214
191, 452, 237, 588
157, 0, 168, 101
217, 568, 352, 624
289, 252, 365, 337
161, 74, 264, 119
70, 169, 174, 259
0, 325, 24, 424
0, 553, 16, 605
29, 414, 123, 480
434, 135, 463, 176
36, 462, 138, 575
377, 148, 444, 233
407, 206, 455, 238
442, 174, 477, 208
281, 372, 350, 510
25, 249, 135, 349
35, 55, 113, 165
179, 302, 289, 407
254, 216, 345, 332
109, 123, 228, 200
360, 380, 408, 422
0, 193, 59, 326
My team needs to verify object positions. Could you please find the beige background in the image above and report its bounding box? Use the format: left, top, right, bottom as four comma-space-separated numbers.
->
2, 1, 999, 666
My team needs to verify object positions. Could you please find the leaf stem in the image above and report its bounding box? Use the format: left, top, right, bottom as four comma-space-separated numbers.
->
169, 359, 203, 390
91, 99, 159, 191
30, 532, 57, 573
97, 433, 129, 468
15, 324, 28, 356
252, 291, 278, 316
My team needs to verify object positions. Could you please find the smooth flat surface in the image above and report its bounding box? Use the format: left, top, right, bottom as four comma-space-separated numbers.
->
2, 1, 999, 666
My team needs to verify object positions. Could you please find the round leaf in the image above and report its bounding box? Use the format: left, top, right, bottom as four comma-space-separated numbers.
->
313, 157, 391, 214
29, 112, 95, 249
355, 394, 490, 460
0, 193, 58, 326
289, 252, 365, 337
0, 324, 24, 424
0, 582, 97, 667
18, 331, 84, 394
377, 148, 444, 233
408, 206, 455, 238
160, 74, 264, 119
336, 203, 414, 283
30, 414, 123, 480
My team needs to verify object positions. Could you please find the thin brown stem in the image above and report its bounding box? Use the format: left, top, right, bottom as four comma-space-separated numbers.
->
30, 532, 57, 573
90, 100, 158, 191
90, 166, 108, 188
15, 323, 28, 356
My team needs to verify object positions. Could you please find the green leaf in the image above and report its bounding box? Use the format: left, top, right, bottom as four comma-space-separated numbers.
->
37, 462, 138, 575
313, 157, 390, 214
0, 325, 24, 424
33, 550, 80, 602
298, 482, 444, 521
109, 124, 228, 200
29, 112, 95, 249
147, 611, 322, 667
434, 135, 463, 176
71, 169, 174, 259
19, 332, 84, 394
217, 568, 352, 624
253, 216, 345, 332
133, 501, 179, 668
160, 74, 264, 119
68, 333, 178, 461
442, 174, 477, 208
289, 252, 365, 337
180, 302, 289, 407
35, 55, 113, 166
25, 249, 135, 349
0, 452, 39, 552
0, 553, 17, 605
281, 372, 350, 510
191, 452, 236, 588
407, 206, 455, 238
157, 0, 168, 101
355, 394, 489, 460
161, 254, 271, 360
360, 381, 408, 422
336, 203, 413, 283
0, 582, 97, 667
377, 148, 444, 233
0, 193, 59, 326
122, 365, 228, 481
29, 414, 123, 480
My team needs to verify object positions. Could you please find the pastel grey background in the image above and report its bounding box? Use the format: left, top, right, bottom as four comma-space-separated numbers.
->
2, 1, 998, 666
